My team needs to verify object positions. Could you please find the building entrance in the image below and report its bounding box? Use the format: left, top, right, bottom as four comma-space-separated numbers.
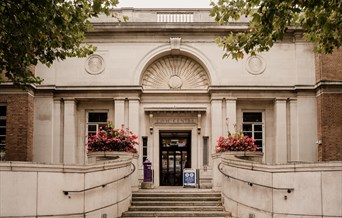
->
159, 131, 191, 186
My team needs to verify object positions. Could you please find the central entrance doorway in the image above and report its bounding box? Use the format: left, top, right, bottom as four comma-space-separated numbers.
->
160, 131, 191, 186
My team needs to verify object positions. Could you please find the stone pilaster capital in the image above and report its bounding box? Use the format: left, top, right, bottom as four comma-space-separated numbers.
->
128, 97, 141, 102
274, 97, 288, 103
210, 98, 223, 102
288, 97, 297, 102
226, 97, 237, 102
113, 97, 125, 102
62, 97, 77, 103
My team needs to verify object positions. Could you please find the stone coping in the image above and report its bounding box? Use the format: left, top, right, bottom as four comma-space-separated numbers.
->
0, 153, 138, 173
218, 152, 342, 173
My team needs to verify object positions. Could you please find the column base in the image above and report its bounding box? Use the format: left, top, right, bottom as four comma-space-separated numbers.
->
141, 182, 155, 189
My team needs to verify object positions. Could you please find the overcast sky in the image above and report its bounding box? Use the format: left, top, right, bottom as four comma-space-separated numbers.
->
118, 0, 213, 8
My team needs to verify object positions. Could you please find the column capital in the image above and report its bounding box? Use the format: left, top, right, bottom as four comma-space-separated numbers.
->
62, 97, 76, 102
226, 97, 237, 102
53, 97, 62, 102
274, 97, 288, 102
113, 97, 126, 101
210, 98, 223, 102
128, 97, 141, 102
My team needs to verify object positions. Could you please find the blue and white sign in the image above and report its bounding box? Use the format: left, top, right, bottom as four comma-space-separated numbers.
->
183, 168, 196, 187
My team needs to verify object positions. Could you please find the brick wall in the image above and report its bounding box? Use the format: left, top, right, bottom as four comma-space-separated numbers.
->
316, 49, 342, 82
0, 93, 34, 161
316, 49, 342, 161
317, 94, 342, 161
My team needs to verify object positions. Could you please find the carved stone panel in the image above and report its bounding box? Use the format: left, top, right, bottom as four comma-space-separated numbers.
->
142, 55, 209, 89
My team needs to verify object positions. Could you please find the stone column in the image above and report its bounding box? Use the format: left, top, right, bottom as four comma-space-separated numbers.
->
128, 98, 140, 191
289, 98, 299, 161
128, 99, 140, 135
63, 98, 77, 164
211, 99, 223, 153
274, 98, 288, 163
226, 98, 237, 134
53, 98, 62, 163
114, 98, 125, 128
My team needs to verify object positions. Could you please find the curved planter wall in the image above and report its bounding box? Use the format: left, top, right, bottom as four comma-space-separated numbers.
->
218, 153, 342, 218
0, 154, 137, 218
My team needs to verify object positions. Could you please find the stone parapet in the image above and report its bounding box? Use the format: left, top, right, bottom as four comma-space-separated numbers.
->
219, 155, 342, 218
0, 156, 136, 218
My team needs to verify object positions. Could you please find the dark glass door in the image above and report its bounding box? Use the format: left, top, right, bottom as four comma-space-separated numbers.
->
160, 131, 191, 186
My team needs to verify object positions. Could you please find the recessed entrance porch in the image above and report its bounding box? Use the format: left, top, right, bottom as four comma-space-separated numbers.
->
159, 131, 191, 186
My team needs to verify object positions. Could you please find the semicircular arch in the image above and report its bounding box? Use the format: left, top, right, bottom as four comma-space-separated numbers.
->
131, 44, 218, 87
141, 55, 209, 90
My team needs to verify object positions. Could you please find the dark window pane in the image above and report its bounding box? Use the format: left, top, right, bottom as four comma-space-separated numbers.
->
142, 137, 148, 146
255, 140, 262, 147
0, 128, 5, 135
88, 112, 107, 122
243, 112, 262, 122
243, 132, 252, 137
203, 136, 208, 165
254, 124, 262, 131
88, 125, 97, 132
254, 132, 263, 139
243, 124, 252, 131
0, 136, 5, 144
0, 106, 6, 116
0, 120, 6, 126
99, 124, 107, 129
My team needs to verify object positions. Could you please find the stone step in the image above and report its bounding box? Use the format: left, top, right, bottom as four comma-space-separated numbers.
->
132, 201, 221, 206
121, 190, 231, 218
132, 196, 221, 201
132, 192, 221, 198
121, 211, 231, 217
128, 205, 225, 211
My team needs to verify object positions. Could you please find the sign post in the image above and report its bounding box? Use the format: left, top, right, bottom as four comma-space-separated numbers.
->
183, 168, 196, 188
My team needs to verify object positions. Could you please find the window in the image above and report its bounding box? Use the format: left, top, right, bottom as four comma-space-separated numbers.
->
142, 136, 148, 162
87, 112, 108, 139
242, 112, 264, 152
203, 136, 209, 166
0, 105, 6, 160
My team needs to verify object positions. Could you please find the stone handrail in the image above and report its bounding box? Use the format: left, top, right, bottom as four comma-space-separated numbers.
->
218, 162, 294, 193
63, 162, 136, 195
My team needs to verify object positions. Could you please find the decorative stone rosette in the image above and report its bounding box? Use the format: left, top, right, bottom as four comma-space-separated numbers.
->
245, 55, 266, 75
85, 54, 105, 75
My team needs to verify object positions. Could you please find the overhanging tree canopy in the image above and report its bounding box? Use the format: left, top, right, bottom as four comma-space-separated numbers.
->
210, 0, 342, 59
0, 0, 126, 85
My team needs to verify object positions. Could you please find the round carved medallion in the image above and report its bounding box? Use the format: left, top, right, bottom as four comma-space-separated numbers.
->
85, 54, 105, 75
245, 55, 266, 75
142, 55, 209, 90
168, 75, 183, 89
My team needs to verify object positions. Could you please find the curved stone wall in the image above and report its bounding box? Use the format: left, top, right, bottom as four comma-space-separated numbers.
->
0, 155, 136, 218
217, 153, 342, 218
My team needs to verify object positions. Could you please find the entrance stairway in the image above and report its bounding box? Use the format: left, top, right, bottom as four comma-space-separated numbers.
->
121, 189, 232, 218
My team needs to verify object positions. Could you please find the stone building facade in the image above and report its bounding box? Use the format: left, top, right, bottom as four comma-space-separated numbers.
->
0, 8, 341, 187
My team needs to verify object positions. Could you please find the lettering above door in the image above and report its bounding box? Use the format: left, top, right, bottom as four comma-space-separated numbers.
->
155, 118, 197, 124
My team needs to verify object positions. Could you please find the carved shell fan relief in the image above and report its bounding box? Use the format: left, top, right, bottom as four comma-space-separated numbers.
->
142, 56, 209, 90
